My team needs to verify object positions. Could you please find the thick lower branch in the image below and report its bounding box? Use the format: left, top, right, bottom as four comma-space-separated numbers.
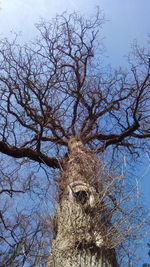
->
0, 141, 60, 168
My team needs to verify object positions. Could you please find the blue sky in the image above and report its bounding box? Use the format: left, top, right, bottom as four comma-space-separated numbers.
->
0, 0, 149, 66
0, 0, 150, 265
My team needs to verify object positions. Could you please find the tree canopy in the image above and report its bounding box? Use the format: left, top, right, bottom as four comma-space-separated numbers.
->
0, 11, 149, 166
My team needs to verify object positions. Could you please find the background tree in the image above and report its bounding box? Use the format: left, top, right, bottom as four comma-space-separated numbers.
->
0, 10, 149, 266
142, 243, 150, 267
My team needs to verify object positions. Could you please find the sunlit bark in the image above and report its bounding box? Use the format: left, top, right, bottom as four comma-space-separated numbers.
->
47, 138, 118, 267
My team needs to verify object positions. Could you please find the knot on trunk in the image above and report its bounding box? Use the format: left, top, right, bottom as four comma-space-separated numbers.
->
68, 181, 96, 207
74, 190, 88, 205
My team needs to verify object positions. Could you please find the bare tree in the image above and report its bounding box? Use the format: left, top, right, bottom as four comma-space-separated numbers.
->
0, 10, 149, 266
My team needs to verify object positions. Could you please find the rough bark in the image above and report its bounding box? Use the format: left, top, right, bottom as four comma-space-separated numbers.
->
47, 137, 118, 267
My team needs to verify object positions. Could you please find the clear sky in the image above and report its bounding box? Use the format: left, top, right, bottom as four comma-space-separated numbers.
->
0, 0, 150, 265
0, 0, 150, 65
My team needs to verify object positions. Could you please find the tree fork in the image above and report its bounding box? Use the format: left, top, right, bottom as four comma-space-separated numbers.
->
47, 137, 118, 267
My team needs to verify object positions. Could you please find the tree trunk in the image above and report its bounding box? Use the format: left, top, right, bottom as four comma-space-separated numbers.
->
47, 138, 118, 267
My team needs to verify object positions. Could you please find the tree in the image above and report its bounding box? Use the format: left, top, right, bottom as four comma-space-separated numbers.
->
0, 10, 149, 266
143, 243, 150, 267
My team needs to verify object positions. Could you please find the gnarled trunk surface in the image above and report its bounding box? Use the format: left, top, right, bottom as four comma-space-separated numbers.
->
47, 138, 118, 267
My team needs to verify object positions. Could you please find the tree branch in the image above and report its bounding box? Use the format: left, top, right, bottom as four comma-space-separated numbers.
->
0, 141, 60, 168
85, 121, 140, 151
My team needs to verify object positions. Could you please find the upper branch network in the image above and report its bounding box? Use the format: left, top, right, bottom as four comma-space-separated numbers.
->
0, 11, 149, 167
